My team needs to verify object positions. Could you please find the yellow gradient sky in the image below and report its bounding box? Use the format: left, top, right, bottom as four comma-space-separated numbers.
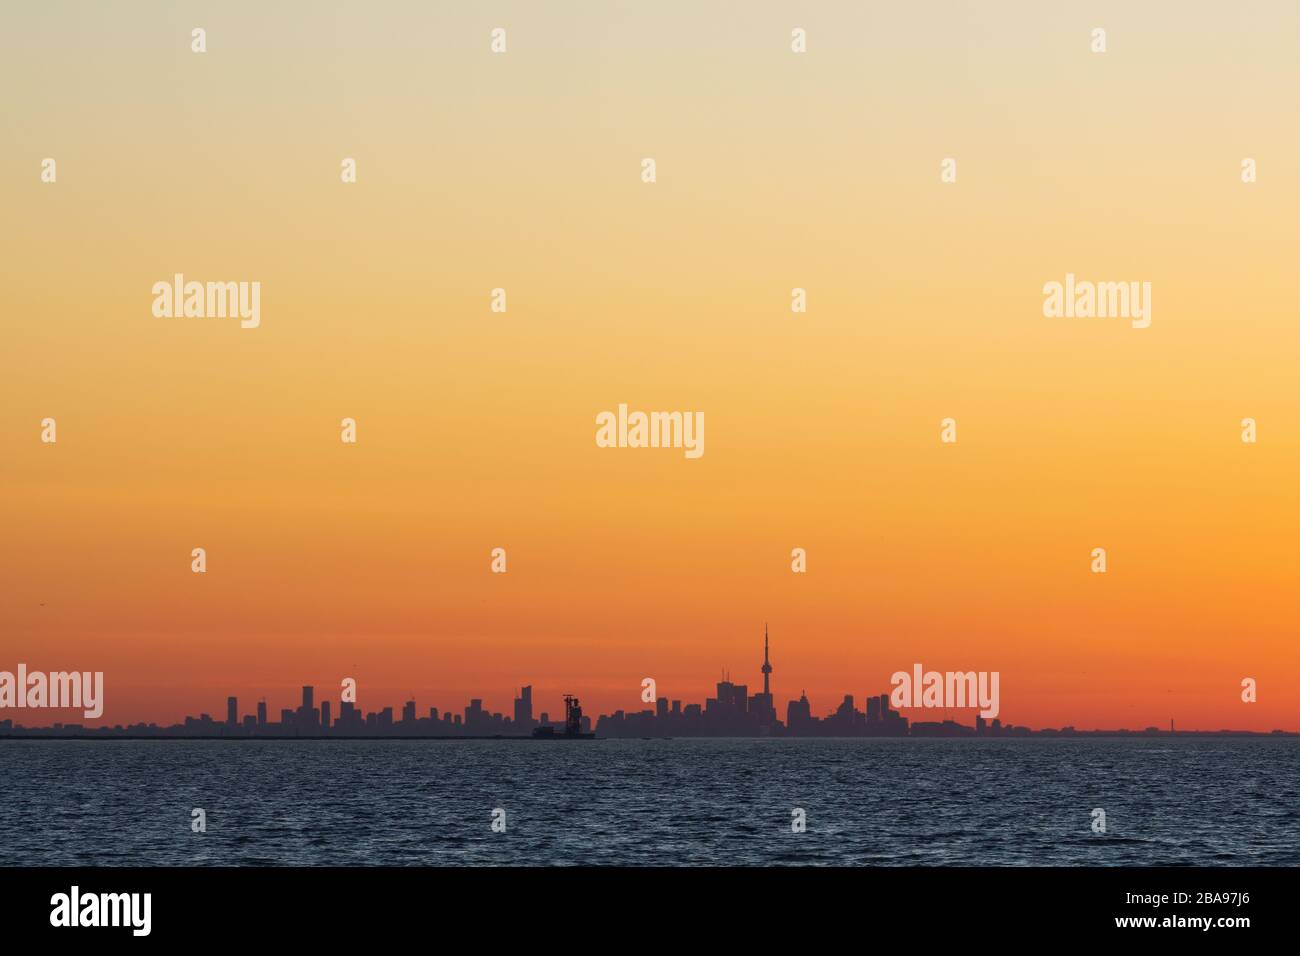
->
2, 1, 1298, 730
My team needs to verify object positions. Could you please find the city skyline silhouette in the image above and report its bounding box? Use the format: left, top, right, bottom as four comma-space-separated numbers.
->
2, 631, 1290, 738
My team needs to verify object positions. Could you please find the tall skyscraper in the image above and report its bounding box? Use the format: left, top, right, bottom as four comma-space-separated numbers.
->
787, 691, 812, 731
226, 696, 237, 727
837, 695, 856, 722
256, 700, 267, 726
466, 698, 483, 732
513, 685, 533, 729
321, 700, 331, 732
297, 685, 319, 730
714, 678, 735, 714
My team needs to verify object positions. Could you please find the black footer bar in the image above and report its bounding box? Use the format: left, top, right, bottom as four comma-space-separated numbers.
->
0, 866, 1286, 942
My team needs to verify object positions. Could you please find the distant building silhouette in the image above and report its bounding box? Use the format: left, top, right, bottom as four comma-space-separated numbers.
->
513, 686, 534, 731
4, 625, 1284, 739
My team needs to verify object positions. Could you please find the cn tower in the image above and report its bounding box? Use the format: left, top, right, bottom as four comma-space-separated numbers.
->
762, 623, 773, 696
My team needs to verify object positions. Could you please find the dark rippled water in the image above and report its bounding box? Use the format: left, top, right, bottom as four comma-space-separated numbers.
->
1, 737, 1295, 866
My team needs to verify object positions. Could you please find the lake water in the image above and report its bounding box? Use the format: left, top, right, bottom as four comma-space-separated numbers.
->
1, 737, 1295, 865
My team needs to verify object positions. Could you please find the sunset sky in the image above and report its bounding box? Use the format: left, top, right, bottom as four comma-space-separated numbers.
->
2, 1, 1298, 731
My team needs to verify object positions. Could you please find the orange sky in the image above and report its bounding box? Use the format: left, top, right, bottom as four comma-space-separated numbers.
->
2, 2, 1298, 731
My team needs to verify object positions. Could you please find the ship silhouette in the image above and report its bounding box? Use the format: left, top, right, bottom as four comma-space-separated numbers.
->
532, 695, 596, 739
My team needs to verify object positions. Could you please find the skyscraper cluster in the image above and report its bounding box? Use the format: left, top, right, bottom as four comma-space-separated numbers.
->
6, 628, 1197, 739
597, 628, 905, 737
186, 683, 575, 737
